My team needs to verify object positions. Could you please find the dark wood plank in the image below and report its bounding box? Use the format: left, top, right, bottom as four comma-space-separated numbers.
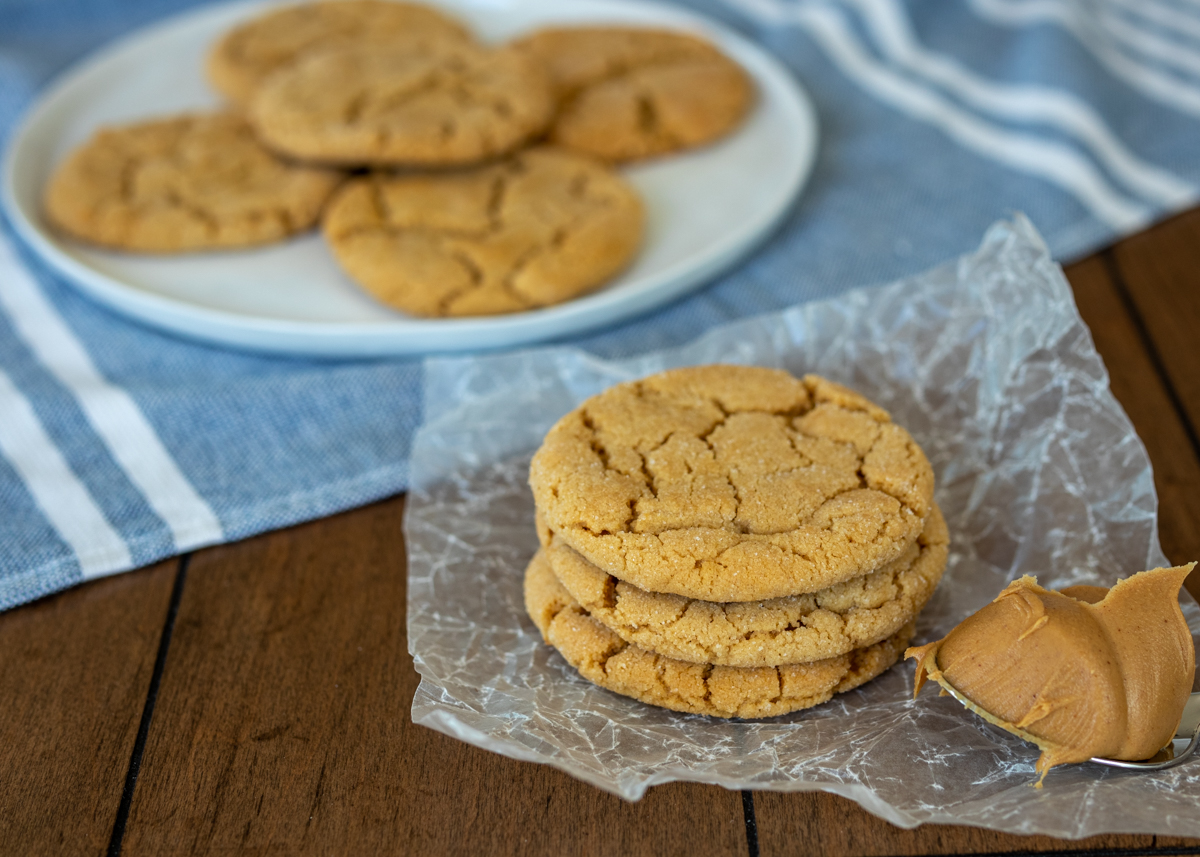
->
1084, 252, 1200, 600
1110, 207, 1200, 451
120, 496, 746, 857
0, 562, 177, 857
753, 794, 1169, 857
1105, 207, 1200, 601
755, 235, 1200, 855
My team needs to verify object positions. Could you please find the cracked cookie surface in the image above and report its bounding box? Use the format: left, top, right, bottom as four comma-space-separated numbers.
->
525, 548, 913, 718
529, 366, 935, 602
43, 113, 343, 252
322, 146, 643, 316
545, 503, 947, 667
250, 41, 553, 166
512, 27, 753, 162
207, 0, 473, 106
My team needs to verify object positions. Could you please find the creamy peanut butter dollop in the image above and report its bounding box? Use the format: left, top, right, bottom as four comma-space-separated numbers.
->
906, 564, 1196, 785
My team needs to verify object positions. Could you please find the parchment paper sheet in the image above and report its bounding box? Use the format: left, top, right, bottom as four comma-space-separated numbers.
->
405, 216, 1200, 836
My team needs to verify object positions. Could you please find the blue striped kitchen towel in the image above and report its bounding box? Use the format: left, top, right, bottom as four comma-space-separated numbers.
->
3, 0, 1199, 611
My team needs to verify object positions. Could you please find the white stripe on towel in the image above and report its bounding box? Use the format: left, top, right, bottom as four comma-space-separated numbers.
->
721, 0, 1153, 230
850, 0, 1196, 209
968, 0, 1200, 116
1107, 0, 1200, 45
0, 369, 132, 578
1099, 6, 1200, 77
0, 236, 223, 552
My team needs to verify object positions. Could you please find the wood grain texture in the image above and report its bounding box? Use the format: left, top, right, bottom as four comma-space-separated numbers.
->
1074, 252, 1200, 600
119, 496, 746, 857
753, 238, 1200, 856
0, 562, 176, 857
1111, 207, 1200, 449
1103, 207, 1200, 602
752, 792, 1169, 857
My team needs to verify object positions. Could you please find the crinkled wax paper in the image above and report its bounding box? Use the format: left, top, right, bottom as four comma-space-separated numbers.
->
405, 215, 1200, 837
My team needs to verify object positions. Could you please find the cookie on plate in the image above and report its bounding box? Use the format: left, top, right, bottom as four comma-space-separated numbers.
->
529, 366, 935, 602
43, 113, 343, 252
512, 27, 753, 162
544, 503, 948, 667
322, 146, 644, 317
525, 547, 914, 719
207, 0, 473, 105
250, 41, 554, 166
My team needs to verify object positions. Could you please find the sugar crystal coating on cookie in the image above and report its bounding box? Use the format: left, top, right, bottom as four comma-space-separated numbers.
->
524, 547, 914, 718
322, 146, 644, 317
529, 366, 935, 602
207, 0, 473, 105
545, 503, 948, 667
250, 41, 554, 166
43, 113, 344, 253
512, 26, 753, 162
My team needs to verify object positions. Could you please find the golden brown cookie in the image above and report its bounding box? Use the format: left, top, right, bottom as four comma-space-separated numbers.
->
250, 41, 554, 166
529, 366, 935, 602
322, 146, 644, 316
512, 27, 753, 162
525, 548, 913, 718
207, 0, 473, 105
545, 503, 948, 667
43, 113, 343, 253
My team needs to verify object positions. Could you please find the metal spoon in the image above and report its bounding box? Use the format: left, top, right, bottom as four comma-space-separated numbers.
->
937, 682, 1200, 771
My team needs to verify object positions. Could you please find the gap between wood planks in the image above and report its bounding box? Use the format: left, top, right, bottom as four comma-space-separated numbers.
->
743, 790, 759, 857
106, 555, 189, 857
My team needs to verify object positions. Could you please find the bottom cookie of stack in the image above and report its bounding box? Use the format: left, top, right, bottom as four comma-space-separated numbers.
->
525, 548, 914, 719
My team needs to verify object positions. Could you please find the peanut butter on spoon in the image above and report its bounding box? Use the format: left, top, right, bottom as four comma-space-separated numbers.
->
906, 564, 1196, 785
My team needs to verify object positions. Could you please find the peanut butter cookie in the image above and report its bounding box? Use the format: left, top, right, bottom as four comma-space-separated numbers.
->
250, 41, 553, 166
525, 548, 913, 718
43, 113, 343, 252
529, 366, 935, 602
207, 0, 472, 105
545, 503, 947, 667
322, 146, 643, 316
512, 27, 753, 162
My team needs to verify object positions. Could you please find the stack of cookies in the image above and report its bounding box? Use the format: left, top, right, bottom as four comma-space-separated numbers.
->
525, 365, 949, 718
42, 0, 755, 318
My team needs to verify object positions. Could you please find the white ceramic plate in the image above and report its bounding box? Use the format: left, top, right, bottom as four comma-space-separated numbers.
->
2, 0, 817, 357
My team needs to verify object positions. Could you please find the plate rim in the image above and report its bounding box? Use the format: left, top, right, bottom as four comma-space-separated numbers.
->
1, 0, 819, 357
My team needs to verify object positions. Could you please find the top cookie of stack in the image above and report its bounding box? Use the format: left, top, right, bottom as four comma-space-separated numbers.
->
530, 365, 935, 602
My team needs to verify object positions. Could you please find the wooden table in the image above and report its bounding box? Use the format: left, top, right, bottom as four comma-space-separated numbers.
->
4, 210, 1200, 857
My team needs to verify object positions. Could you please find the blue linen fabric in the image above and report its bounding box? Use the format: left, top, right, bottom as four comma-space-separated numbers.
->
2, 0, 1199, 611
